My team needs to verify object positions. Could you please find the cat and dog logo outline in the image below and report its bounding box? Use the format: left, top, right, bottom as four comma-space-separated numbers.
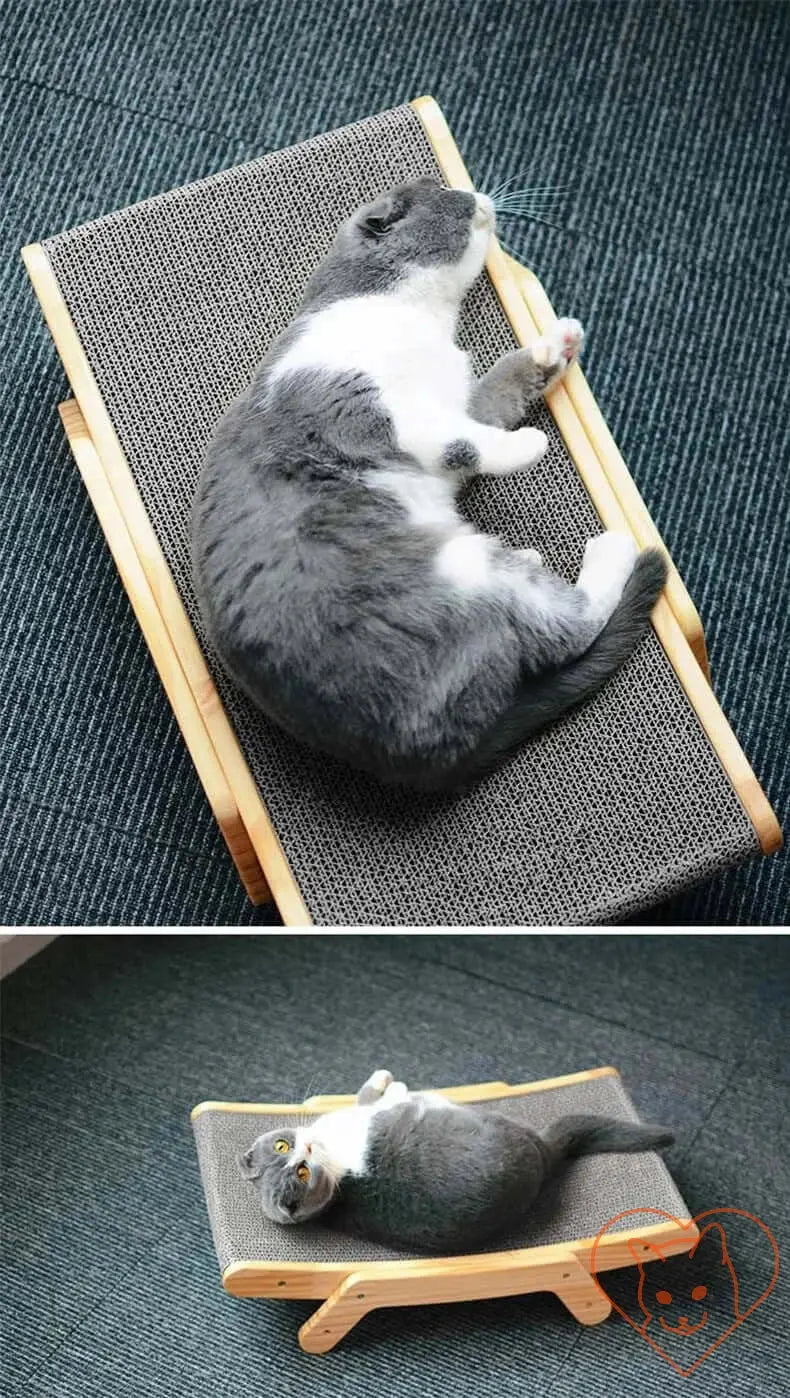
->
589, 1207, 779, 1377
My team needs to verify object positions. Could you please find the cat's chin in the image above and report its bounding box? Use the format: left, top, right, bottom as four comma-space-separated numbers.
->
273, 1207, 300, 1226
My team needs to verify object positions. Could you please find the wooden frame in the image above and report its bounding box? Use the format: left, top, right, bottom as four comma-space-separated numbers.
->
501, 255, 711, 678
22, 97, 781, 924
191, 1066, 697, 1354
59, 401, 271, 905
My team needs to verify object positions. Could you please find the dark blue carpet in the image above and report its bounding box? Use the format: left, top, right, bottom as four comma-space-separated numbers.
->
2, 1, 787, 925
2, 933, 789, 1396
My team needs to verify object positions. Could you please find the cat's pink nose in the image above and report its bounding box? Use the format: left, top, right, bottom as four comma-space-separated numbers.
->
305, 1143, 312, 1155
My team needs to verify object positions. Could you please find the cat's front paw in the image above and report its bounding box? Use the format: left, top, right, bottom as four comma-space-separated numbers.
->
357, 1068, 394, 1104
367, 1069, 393, 1094
518, 547, 544, 567
531, 317, 585, 381
382, 1079, 409, 1104
498, 426, 548, 473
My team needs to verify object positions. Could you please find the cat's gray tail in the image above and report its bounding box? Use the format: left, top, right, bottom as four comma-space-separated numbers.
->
425, 548, 667, 790
542, 1113, 675, 1162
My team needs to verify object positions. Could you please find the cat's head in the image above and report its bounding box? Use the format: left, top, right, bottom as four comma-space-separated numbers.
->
629, 1223, 741, 1336
313, 176, 495, 306
239, 1127, 336, 1225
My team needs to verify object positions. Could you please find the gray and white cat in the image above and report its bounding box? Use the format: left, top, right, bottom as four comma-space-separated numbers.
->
240, 1069, 674, 1253
192, 177, 666, 789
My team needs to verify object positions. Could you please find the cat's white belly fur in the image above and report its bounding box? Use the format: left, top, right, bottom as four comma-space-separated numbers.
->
268, 285, 473, 468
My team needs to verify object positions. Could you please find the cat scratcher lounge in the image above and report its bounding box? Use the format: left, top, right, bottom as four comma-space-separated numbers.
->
22, 97, 781, 923
191, 1066, 697, 1353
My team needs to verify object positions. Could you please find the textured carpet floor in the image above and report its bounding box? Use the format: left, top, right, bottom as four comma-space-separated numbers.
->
2, 933, 789, 1396
1, 1, 788, 925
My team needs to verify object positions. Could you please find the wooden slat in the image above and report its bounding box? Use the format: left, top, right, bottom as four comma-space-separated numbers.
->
190, 1065, 622, 1120
59, 401, 271, 905
222, 1217, 695, 1297
296, 1249, 613, 1351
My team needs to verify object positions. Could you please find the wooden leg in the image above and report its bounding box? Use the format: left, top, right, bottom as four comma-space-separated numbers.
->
59, 400, 273, 907
552, 1254, 612, 1325
298, 1272, 372, 1354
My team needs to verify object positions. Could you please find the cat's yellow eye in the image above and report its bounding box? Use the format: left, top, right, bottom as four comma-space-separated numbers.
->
656, 1290, 672, 1305
273, 1139, 290, 1154
296, 1164, 310, 1183
691, 1285, 707, 1301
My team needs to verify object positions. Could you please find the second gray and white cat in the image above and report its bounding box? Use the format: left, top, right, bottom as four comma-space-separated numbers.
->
192, 177, 666, 789
240, 1069, 674, 1253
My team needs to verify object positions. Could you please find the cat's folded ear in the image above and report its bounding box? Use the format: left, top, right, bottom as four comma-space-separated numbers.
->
357, 192, 406, 238
239, 1139, 266, 1181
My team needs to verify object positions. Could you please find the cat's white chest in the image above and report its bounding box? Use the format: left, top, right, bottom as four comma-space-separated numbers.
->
296, 1103, 375, 1178
269, 290, 472, 466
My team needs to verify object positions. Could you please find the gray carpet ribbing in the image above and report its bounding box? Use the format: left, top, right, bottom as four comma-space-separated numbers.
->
2, 0, 788, 924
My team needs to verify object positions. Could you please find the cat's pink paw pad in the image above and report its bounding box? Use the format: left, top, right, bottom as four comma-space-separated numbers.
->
531, 317, 584, 374
557, 317, 584, 364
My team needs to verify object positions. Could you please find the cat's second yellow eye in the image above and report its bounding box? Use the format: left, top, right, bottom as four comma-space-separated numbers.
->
273, 1139, 290, 1153
691, 1285, 707, 1301
656, 1290, 672, 1305
296, 1164, 310, 1183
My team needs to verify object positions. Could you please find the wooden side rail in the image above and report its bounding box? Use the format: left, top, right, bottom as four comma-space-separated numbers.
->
298, 1251, 611, 1354
59, 400, 271, 906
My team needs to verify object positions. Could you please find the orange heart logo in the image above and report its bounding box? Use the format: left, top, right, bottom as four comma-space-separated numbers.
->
589, 1208, 779, 1377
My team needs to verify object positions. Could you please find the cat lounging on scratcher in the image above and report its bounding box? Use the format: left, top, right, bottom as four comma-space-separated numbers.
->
191, 1066, 696, 1353
23, 98, 781, 923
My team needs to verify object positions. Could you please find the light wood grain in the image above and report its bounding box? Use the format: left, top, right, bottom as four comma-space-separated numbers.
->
190, 1065, 621, 1120
222, 1218, 693, 1298
503, 254, 710, 679
59, 400, 270, 904
23, 244, 312, 923
410, 95, 782, 857
297, 1250, 612, 1353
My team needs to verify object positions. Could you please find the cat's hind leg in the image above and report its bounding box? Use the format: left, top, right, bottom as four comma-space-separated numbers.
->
468, 318, 584, 428
499, 530, 641, 668
576, 531, 640, 626
445, 419, 548, 477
